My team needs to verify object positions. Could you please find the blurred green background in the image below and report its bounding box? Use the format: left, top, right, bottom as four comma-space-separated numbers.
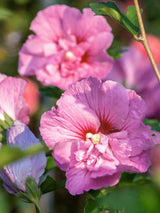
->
0, 0, 160, 212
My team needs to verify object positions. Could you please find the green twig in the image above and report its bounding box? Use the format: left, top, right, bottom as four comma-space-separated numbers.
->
34, 201, 44, 213
133, 0, 160, 83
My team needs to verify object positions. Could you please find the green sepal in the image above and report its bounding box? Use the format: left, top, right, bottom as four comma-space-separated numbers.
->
16, 191, 33, 203
17, 177, 41, 203
25, 177, 41, 201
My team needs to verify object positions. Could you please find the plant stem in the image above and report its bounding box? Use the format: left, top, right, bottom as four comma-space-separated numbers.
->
133, 0, 160, 83
34, 201, 44, 213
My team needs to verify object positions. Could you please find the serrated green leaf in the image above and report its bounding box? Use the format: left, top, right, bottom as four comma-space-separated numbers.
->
40, 176, 65, 194
0, 144, 47, 169
90, 2, 141, 36
143, 119, 160, 132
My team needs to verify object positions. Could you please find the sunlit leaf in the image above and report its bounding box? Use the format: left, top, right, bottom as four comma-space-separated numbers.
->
90, 2, 141, 36
0, 144, 47, 169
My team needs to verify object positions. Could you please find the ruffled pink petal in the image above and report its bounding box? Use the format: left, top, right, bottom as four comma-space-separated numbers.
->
88, 32, 113, 54
40, 100, 100, 149
77, 8, 112, 40
63, 78, 130, 131
53, 141, 77, 171
66, 166, 121, 195
62, 7, 81, 36
109, 125, 154, 172
0, 73, 7, 82
0, 77, 29, 124
122, 90, 146, 129
18, 47, 48, 76
30, 5, 67, 40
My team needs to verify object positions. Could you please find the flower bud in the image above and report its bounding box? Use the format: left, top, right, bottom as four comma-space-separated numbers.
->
0, 121, 46, 194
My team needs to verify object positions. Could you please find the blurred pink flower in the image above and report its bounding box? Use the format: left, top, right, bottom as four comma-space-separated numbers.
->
40, 77, 156, 195
22, 77, 40, 115
0, 121, 46, 194
131, 34, 160, 65
107, 47, 160, 119
0, 74, 29, 124
18, 5, 113, 90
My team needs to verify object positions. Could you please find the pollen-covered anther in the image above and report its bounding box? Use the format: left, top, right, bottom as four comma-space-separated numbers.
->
86, 132, 101, 144
65, 51, 74, 60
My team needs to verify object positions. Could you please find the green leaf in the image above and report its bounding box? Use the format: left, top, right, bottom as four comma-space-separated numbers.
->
39, 86, 63, 98
44, 156, 56, 174
90, 184, 160, 213
84, 198, 100, 213
97, 187, 142, 213
40, 176, 65, 194
108, 48, 127, 60
143, 119, 160, 132
126, 6, 140, 29
0, 144, 47, 169
90, 2, 141, 36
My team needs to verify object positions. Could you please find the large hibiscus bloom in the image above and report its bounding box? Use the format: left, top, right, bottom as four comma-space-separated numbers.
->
40, 78, 156, 195
18, 5, 113, 89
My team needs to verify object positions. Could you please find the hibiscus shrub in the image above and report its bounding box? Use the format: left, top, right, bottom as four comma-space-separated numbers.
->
0, 1, 160, 213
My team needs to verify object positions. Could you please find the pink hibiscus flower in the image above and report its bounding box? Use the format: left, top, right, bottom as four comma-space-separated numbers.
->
106, 47, 160, 119
0, 74, 29, 124
40, 77, 156, 195
18, 5, 113, 90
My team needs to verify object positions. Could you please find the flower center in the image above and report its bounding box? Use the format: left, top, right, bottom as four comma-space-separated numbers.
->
65, 51, 74, 60
86, 132, 101, 144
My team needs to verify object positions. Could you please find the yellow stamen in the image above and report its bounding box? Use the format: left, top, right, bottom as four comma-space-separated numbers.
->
86, 132, 101, 144
65, 51, 74, 60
